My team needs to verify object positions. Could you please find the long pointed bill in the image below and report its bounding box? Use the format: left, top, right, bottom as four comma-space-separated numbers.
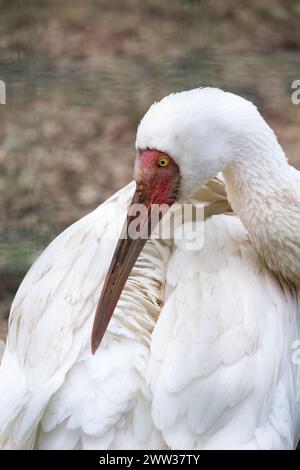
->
91, 186, 169, 354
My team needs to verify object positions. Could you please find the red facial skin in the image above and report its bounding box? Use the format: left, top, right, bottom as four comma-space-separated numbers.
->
134, 149, 180, 207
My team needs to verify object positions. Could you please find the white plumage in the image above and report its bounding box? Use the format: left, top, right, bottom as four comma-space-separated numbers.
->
0, 87, 300, 449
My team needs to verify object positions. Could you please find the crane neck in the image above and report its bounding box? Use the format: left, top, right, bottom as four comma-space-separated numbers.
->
223, 132, 300, 285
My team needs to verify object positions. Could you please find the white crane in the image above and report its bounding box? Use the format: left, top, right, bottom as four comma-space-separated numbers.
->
0, 87, 300, 450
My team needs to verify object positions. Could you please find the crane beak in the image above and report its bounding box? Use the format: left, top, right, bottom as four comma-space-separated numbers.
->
91, 185, 168, 354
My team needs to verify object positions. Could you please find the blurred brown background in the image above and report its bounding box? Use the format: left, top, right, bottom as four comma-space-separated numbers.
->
1, 0, 300, 342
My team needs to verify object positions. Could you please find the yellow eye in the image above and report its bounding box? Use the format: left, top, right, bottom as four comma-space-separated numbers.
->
157, 156, 170, 168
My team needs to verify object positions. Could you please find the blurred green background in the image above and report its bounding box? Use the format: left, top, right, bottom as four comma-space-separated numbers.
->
1, 0, 300, 341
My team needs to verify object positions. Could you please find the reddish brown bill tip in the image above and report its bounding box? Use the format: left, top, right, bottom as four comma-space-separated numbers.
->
91, 235, 147, 354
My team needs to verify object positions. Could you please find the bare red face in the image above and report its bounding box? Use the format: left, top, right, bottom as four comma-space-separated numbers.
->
91, 149, 180, 354
134, 149, 180, 206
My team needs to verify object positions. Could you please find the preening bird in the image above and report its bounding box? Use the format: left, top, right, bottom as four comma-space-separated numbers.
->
0, 87, 300, 450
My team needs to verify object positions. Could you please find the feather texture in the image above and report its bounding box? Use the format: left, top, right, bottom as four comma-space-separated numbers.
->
0, 176, 299, 449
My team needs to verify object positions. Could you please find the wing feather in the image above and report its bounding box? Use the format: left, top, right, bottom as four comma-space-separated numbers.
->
0, 182, 168, 449
149, 214, 300, 449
